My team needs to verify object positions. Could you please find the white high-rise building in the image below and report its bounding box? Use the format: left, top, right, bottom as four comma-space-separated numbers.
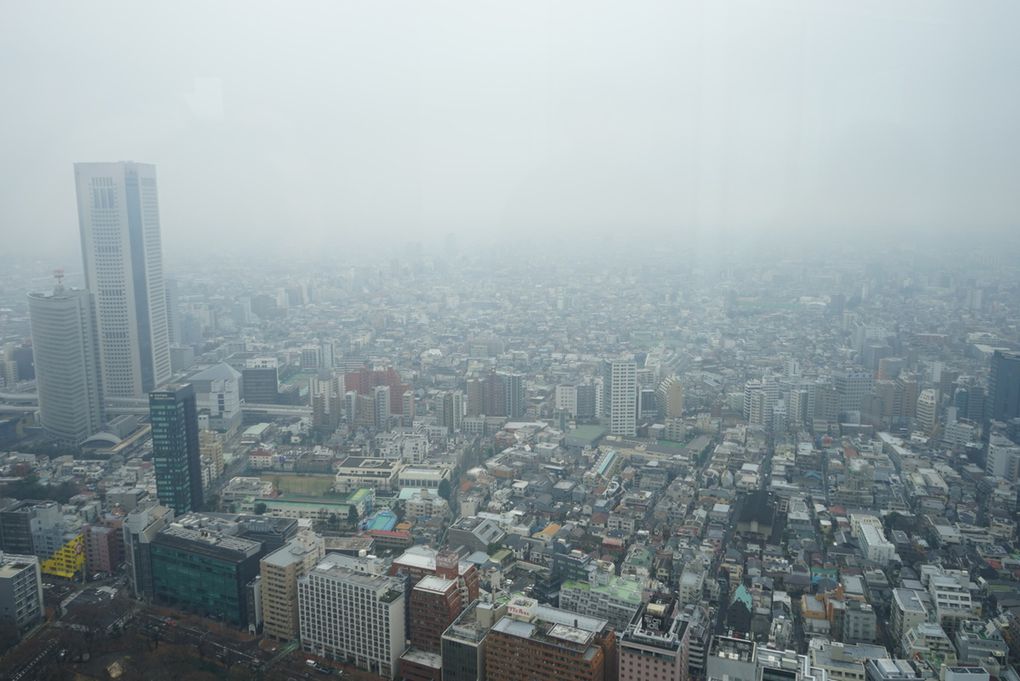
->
27, 281, 104, 443
75, 162, 171, 397
607, 359, 637, 436
298, 555, 406, 679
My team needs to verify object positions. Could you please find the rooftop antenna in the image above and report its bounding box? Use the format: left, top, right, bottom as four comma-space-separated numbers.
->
53, 268, 65, 292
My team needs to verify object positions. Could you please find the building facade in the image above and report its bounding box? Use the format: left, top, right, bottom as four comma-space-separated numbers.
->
27, 284, 104, 443
75, 161, 171, 397
298, 555, 406, 680
149, 384, 204, 514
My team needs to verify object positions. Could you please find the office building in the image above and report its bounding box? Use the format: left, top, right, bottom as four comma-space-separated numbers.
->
149, 384, 204, 514
374, 385, 392, 428
485, 596, 617, 681
123, 502, 174, 600
242, 360, 280, 404
619, 595, 690, 681
836, 369, 874, 417
865, 659, 923, 681
188, 363, 243, 433
260, 531, 325, 641
988, 350, 1020, 423
83, 518, 124, 575
298, 554, 406, 679
27, 282, 104, 444
890, 589, 929, 653
410, 575, 463, 652
74, 161, 171, 397
149, 518, 263, 627
0, 553, 44, 633
390, 546, 481, 606
441, 597, 509, 681
559, 564, 643, 632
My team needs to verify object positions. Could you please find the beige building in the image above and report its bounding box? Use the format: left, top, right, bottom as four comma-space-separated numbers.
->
261, 531, 325, 640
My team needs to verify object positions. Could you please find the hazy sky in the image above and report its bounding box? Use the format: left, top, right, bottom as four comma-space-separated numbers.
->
2, 0, 1019, 262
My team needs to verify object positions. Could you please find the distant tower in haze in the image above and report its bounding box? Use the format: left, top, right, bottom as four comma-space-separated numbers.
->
604, 359, 637, 436
988, 350, 1020, 424
75, 162, 171, 397
27, 272, 104, 444
149, 384, 203, 514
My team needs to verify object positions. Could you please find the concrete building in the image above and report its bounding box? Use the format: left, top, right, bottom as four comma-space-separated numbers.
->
559, 565, 643, 632
891, 589, 929, 652
916, 389, 938, 436
859, 524, 896, 564
619, 595, 690, 681
298, 555, 406, 679
334, 457, 402, 492
0, 553, 44, 633
123, 503, 174, 600
149, 520, 262, 626
985, 434, 1020, 481
864, 659, 923, 681
441, 597, 509, 681
27, 283, 104, 444
74, 161, 171, 397
485, 596, 617, 681
189, 363, 243, 433
260, 531, 325, 641
605, 359, 637, 436
410, 575, 463, 653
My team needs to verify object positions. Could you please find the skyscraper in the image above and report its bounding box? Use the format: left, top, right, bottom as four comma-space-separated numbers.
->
27, 279, 104, 443
988, 350, 1020, 423
75, 161, 171, 397
149, 384, 203, 514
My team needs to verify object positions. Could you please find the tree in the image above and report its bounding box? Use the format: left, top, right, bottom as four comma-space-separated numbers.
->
347, 505, 359, 528
253, 502, 267, 516
438, 478, 452, 502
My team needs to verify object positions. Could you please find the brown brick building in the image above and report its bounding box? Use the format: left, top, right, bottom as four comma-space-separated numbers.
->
485, 596, 618, 681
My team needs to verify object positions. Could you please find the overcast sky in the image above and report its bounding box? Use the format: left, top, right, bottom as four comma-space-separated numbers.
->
2, 0, 1019, 263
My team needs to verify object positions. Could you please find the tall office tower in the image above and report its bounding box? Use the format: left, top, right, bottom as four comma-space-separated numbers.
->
75, 162, 171, 397
608, 360, 638, 436
261, 531, 325, 641
657, 376, 685, 419
27, 279, 104, 443
298, 555, 407, 679
502, 372, 525, 419
988, 350, 1020, 423
149, 384, 203, 514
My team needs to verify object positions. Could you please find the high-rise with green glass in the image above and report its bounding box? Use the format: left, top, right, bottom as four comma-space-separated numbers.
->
149, 384, 203, 514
